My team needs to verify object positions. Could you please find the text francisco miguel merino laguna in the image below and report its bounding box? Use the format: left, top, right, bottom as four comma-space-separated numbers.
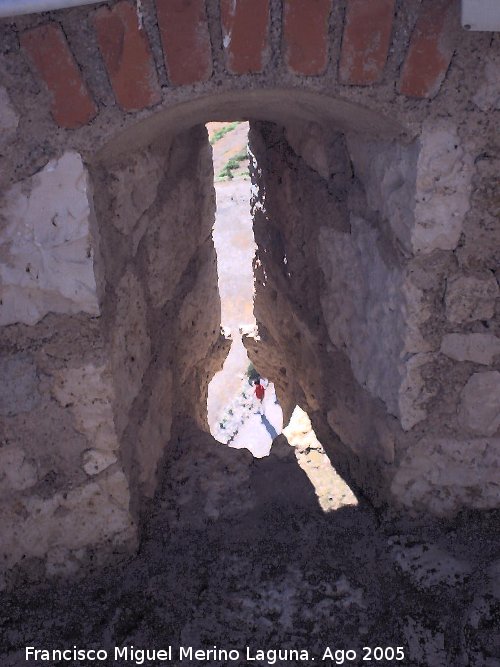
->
26, 645, 319, 664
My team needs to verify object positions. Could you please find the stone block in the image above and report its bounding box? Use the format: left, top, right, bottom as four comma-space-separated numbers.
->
391, 436, 500, 515
221, 0, 270, 74
318, 218, 434, 430
339, 0, 395, 85
20, 23, 97, 129
0, 355, 40, 416
52, 363, 119, 453
399, 0, 457, 99
283, 0, 331, 75
441, 333, 500, 365
459, 371, 500, 436
0, 152, 100, 325
94, 1, 161, 111
156, 0, 212, 85
445, 274, 499, 324
346, 121, 473, 254
413, 121, 473, 253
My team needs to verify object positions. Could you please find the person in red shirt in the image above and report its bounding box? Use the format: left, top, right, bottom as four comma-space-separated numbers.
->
254, 379, 265, 402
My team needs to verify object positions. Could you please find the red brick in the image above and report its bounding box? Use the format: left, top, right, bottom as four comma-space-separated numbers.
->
399, 0, 457, 99
220, 0, 270, 74
156, 0, 212, 85
94, 1, 160, 111
20, 23, 97, 129
339, 0, 395, 85
283, 0, 331, 76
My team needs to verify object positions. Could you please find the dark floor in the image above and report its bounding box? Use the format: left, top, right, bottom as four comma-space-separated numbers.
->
1, 427, 499, 667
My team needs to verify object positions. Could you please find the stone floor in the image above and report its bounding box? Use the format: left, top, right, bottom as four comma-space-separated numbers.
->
2, 423, 499, 667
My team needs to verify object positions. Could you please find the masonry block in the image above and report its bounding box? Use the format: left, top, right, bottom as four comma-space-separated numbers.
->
94, 1, 161, 111
339, 0, 395, 85
220, 0, 270, 74
399, 0, 457, 99
20, 23, 97, 129
283, 0, 331, 76
156, 0, 212, 85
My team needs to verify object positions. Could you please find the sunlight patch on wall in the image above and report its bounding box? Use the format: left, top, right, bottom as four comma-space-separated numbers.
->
284, 406, 358, 511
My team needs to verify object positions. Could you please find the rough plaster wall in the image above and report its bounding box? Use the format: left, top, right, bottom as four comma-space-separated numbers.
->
0, 147, 136, 585
246, 121, 398, 504
0, 125, 225, 585
91, 124, 226, 505
0, 315, 137, 588
247, 119, 500, 516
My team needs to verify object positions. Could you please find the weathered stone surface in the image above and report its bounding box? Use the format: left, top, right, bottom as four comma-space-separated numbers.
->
473, 53, 500, 112
0, 468, 135, 574
0, 446, 38, 494
285, 122, 330, 180
0, 152, 100, 326
0, 355, 40, 416
108, 150, 162, 238
82, 449, 118, 476
391, 436, 500, 515
346, 121, 473, 254
52, 363, 119, 453
459, 371, 500, 436
144, 133, 215, 308
441, 333, 500, 365
111, 270, 151, 436
398, 352, 437, 432
318, 217, 433, 430
445, 274, 499, 324
136, 369, 173, 496
345, 134, 417, 252
413, 121, 473, 253
0, 86, 18, 139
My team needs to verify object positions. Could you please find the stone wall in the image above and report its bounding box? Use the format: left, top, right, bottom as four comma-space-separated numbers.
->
246, 114, 500, 517
0, 0, 499, 581
0, 125, 224, 586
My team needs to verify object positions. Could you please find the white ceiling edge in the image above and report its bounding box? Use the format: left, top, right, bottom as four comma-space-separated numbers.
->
462, 0, 500, 31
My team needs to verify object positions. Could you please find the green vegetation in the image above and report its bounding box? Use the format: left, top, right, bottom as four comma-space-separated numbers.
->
209, 121, 240, 145
217, 148, 248, 180
246, 362, 261, 385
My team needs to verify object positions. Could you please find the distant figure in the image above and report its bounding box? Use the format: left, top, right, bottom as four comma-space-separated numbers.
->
254, 379, 265, 402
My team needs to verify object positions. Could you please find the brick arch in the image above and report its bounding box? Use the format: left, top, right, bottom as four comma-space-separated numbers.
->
18, 0, 457, 135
